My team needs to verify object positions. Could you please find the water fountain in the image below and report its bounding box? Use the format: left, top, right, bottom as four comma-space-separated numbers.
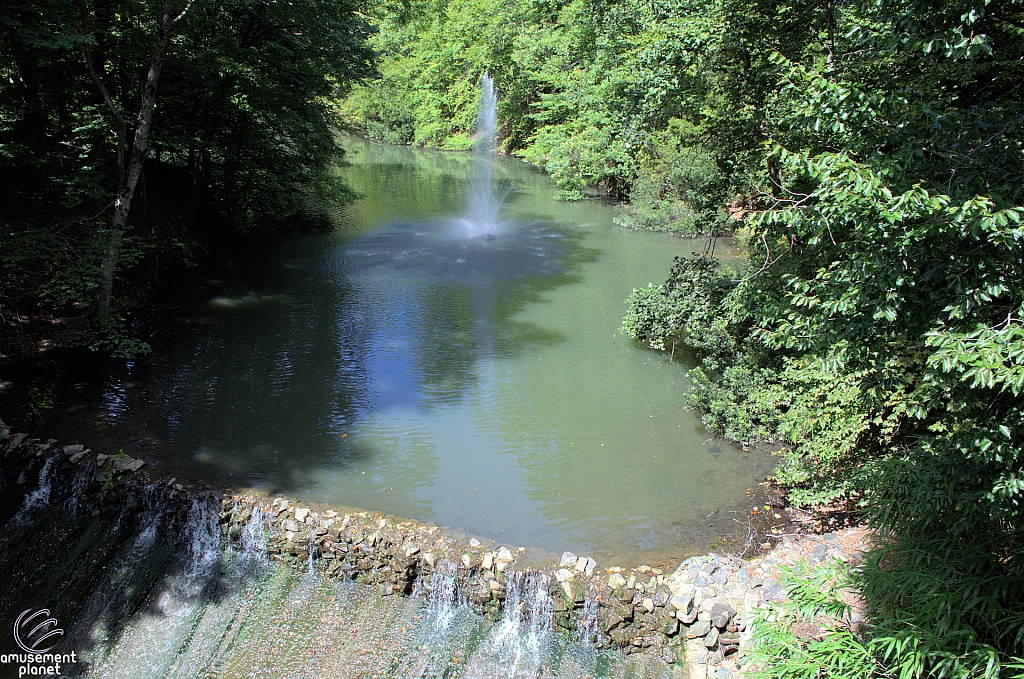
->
466, 73, 504, 235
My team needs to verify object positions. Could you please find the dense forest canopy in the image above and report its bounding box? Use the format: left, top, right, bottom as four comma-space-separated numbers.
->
3, 0, 1024, 675
1, 0, 374, 354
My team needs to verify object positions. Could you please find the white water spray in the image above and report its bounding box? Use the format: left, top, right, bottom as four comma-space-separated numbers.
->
466, 73, 506, 233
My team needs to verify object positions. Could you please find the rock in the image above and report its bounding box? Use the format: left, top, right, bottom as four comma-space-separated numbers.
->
608, 573, 627, 588
424, 551, 436, 568
703, 627, 719, 648
560, 551, 578, 568
63, 444, 85, 455
710, 603, 735, 630
295, 507, 310, 523
496, 547, 514, 562
642, 598, 655, 613
585, 558, 596, 575
69, 451, 88, 464
574, 556, 590, 573
687, 621, 711, 638
609, 628, 635, 647
686, 639, 709, 665
7, 433, 28, 452
469, 538, 480, 547
126, 459, 144, 472
113, 456, 136, 472
405, 545, 420, 557
481, 552, 494, 570
281, 519, 301, 532
698, 611, 712, 622
461, 553, 472, 568
556, 568, 574, 583
324, 510, 338, 518
614, 587, 633, 602
670, 592, 694, 611
660, 614, 679, 636
95, 453, 109, 466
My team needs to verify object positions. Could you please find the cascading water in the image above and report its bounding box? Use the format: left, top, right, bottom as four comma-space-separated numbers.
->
12, 455, 55, 524
465, 571, 556, 679
466, 73, 505, 233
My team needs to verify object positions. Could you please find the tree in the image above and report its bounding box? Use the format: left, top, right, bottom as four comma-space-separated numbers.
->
78, 0, 195, 313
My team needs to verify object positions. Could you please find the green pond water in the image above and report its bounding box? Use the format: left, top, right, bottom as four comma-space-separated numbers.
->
3, 138, 774, 566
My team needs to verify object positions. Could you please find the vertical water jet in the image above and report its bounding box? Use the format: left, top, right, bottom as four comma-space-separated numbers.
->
467, 73, 503, 233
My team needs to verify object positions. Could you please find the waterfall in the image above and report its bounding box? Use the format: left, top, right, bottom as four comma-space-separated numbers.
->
238, 505, 268, 568
425, 561, 464, 632
12, 455, 56, 525
465, 571, 555, 679
467, 73, 505, 232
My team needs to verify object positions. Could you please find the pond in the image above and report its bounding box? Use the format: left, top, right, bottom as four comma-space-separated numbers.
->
2, 138, 774, 567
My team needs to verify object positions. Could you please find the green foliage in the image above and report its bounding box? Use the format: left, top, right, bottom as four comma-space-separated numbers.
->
748, 560, 882, 679
0, 0, 375, 355
620, 0, 1024, 673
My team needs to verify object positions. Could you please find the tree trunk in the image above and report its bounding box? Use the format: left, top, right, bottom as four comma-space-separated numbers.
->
97, 0, 193, 313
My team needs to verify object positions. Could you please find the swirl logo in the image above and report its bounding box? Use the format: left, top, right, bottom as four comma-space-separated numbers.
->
13, 609, 64, 654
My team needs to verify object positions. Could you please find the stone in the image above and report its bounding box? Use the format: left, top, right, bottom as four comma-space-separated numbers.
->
405, 545, 420, 557
69, 451, 88, 464
481, 553, 494, 570
561, 581, 574, 600
677, 606, 698, 624
687, 621, 711, 638
710, 603, 735, 630
609, 628, 634, 647
698, 611, 712, 622
608, 572, 627, 588
295, 508, 310, 523
324, 510, 338, 518
660, 615, 679, 636
469, 538, 481, 547
281, 519, 301, 532
560, 551, 578, 568
585, 558, 596, 575
63, 444, 85, 455
703, 627, 719, 648
7, 433, 27, 452
461, 553, 472, 568
126, 459, 144, 472
496, 547, 514, 562
642, 598, 655, 613
670, 593, 694, 612
713, 669, 734, 679
574, 557, 588, 573
556, 568, 574, 583
113, 456, 136, 471
686, 639, 709, 665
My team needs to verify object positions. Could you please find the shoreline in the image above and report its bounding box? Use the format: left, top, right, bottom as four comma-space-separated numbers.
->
0, 419, 870, 678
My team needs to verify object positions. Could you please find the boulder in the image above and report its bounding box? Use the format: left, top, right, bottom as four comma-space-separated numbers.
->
295, 507, 310, 523
560, 551, 578, 568
710, 602, 735, 630
687, 621, 711, 638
